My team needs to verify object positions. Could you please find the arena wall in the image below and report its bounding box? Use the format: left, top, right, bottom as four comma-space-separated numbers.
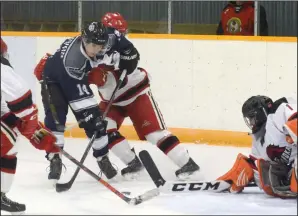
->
2, 31, 297, 147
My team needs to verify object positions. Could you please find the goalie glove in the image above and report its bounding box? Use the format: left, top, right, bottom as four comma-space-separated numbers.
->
257, 158, 297, 198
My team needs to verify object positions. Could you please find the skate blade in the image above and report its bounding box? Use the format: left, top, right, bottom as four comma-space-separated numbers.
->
11, 211, 26, 215
122, 172, 140, 181
176, 170, 201, 181
122, 169, 145, 181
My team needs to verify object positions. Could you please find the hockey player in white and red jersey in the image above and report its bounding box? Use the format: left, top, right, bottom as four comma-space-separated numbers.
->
1, 38, 60, 214
217, 95, 297, 198
34, 13, 200, 181
87, 12, 200, 179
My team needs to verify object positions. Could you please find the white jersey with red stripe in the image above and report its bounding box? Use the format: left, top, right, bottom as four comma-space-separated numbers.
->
95, 51, 150, 106
1, 62, 35, 118
250, 99, 297, 164
1, 97, 10, 117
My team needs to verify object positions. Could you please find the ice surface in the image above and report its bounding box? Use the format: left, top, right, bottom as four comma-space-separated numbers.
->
1, 137, 297, 215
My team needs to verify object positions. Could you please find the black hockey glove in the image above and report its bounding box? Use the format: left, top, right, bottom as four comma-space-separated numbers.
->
77, 108, 107, 136
119, 46, 140, 74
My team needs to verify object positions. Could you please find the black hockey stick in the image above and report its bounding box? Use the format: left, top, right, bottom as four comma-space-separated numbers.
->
56, 69, 127, 192
139, 150, 257, 194
57, 146, 159, 205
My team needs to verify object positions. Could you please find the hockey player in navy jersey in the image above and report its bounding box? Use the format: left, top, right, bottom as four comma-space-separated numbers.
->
35, 16, 200, 182
39, 21, 140, 182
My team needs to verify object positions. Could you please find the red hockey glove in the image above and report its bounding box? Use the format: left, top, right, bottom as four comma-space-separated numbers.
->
17, 105, 59, 153
88, 64, 114, 86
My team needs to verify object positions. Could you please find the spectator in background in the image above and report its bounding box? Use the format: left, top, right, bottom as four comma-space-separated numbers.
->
216, 1, 268, 36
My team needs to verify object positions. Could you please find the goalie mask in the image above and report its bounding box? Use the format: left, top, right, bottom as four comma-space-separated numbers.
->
242, 95, 273, 133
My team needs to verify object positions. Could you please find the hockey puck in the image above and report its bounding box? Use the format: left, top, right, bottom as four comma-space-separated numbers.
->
121, 191, 131, 195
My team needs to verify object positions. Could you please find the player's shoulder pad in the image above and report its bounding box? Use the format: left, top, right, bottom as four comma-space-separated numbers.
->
59, 36, 89, 80
271, 98, 297, 115
106, 27, 121, 37
269, 97, 288, 114
102, 27, 121, 53
270, 102, 297, 129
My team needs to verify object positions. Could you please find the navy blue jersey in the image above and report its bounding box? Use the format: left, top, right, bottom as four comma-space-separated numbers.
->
42, 29, 136, 114
43, 36, 98, 113
97, 27, 134, 58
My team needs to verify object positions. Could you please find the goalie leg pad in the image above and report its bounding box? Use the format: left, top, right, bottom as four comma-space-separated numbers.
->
290, 157, 297, 193
290, 167, 297, 193
217, 153, 254, 193
256, 159, 275, 196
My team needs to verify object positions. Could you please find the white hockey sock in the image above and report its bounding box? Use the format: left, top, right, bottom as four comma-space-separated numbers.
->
47, 152, 62, 161
167, 145, 190, 168
1, 171, 14, 193
53, 131, 65, 148
96, 152, 109, 161
111, 139, 135, 165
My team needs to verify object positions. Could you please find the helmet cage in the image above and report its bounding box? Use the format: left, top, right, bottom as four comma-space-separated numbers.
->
243, 106, 268, 132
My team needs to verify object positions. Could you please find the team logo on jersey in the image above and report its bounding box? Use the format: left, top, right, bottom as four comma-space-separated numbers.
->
266, 144, 291, 164
266, 145, 285, 161
226, 17, 242, 34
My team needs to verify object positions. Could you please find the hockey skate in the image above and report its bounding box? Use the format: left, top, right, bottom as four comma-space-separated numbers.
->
1, 192, 26, 215
121, 149, 144, 180
175, 158, 200, 180
47, 153, 63, 184
97, 155, 117, 180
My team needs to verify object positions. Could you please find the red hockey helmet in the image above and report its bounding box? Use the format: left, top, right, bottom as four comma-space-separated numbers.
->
101, 12, 128, 35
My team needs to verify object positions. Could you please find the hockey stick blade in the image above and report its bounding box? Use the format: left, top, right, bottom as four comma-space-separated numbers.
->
57, 147, 159, 205
56, 181, 72, 193
139, 150, 166, 188
139, 150, 255, 194
55, 132, 97, 193
128, 188, 160, 205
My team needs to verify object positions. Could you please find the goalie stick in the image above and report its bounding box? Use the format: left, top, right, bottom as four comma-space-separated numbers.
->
139, 150, 257, 193
56, 146, 159, 205
55, 70, 127, 192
